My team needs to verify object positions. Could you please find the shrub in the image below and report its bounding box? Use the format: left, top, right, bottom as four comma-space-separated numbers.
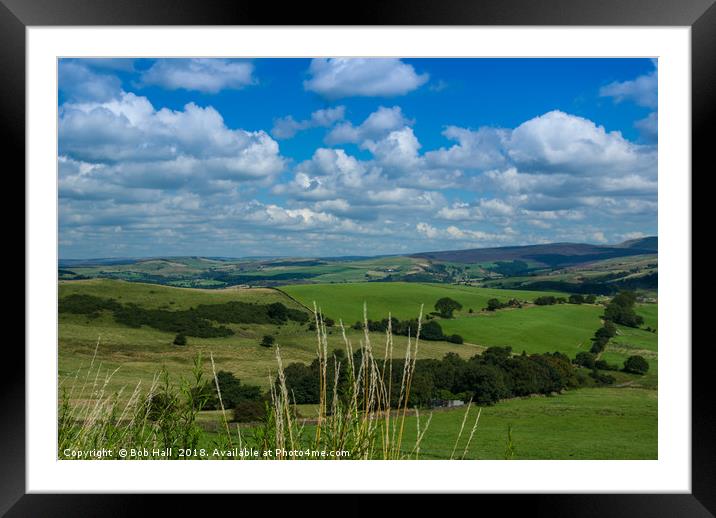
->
446, 334, 464, 344
590, 336, 609, 354
569, 294, 585, 304
233, 400, 267, 423
594, 359, 619, 371
623, 355, 650, 375
260, 335, 275, 348
534, 296, 557, 306
574, 351, 596, 369
486, 298, 502, 311
173, 333, 187, 346
589, 369, 616, 386
420, 320, 445, 341
204, 371, 263, 409
266, 302, 288, 321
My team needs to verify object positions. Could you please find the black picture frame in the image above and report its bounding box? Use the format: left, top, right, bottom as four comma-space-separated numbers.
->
5, 0, 710, 514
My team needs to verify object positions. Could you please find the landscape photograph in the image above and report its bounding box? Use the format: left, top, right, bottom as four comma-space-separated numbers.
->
58, 57, 658, 460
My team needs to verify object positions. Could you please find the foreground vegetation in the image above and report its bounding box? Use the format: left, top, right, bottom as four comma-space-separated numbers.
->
59, 308, 657, 460
58, 277, 657, 460
60, 309, 483, 460
286, 387, 657, 459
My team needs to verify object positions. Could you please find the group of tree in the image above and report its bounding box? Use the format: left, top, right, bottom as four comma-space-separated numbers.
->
574, 351, 649, 376
568, 294, 597, 304
533, 295, 564, 306
486, 298, 522, 311
590, 320, 617, 354
197, 371, 266, 422
603, 291, 644, 328
351, 317, 463, 344
536, 294, 599, 306
574, 351, 616, 371
59, 294, 309, 339
281, 346, 585, 408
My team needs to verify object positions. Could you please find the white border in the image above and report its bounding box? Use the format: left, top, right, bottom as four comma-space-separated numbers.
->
27, 27, 691, 493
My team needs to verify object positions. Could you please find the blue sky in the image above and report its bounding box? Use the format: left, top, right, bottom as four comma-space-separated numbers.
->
58, 58, 657, 259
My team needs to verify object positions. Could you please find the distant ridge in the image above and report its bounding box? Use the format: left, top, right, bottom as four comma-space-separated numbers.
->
60, 237, 657, 267
410, 236, 657, 267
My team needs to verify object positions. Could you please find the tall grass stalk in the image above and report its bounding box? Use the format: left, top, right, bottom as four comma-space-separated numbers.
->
59, 305, 482, 460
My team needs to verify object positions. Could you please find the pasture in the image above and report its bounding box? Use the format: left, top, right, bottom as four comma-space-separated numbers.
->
58, 280, 485, 397
440, 304, 603, 356
201, 387, 657, 460
407, 387, 657, 459
280, 282, 566, 323
58, 279, 658, 459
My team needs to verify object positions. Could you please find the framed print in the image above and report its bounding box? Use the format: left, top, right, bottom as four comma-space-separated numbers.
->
6, 0, 711, 513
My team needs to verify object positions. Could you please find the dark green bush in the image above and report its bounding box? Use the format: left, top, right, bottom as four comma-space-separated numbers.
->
623, 355, 650, 375
233, 401, 268, 423
603, 291, 644, 328
574, 351, 596, 369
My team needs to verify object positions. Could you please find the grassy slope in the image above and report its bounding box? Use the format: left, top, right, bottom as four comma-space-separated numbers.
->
600, 303, 659, 388
58, 280, 484, 396
440, 304, 603, 355
59, 279, 658, 459
408, 387, 657, 459
280, 282, 566, 323
59, 279, 298, 310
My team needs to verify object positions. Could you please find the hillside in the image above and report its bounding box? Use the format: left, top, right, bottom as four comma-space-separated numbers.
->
57, 237, 657, 294
410, 237, 657, 267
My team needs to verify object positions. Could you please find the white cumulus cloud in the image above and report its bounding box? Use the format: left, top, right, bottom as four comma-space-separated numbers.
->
304, 58, 429, 99
325, 106, 413, 145
141, 59, 255, 93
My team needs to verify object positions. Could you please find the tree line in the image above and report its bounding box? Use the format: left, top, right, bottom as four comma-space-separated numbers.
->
280, 346, 592, 408
351, 317, 464, 344
59, 294, 309, 339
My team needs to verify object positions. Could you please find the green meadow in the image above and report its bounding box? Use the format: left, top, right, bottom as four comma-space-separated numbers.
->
280, 282, 566, 322
404, 387, 657, 459
58, 279, 658, 459
439, 304, 603, 355
201, 387, 657, 460
58, 280, 485, 394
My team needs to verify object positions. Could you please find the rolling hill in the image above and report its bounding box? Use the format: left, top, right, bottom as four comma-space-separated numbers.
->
411, 237, 657, 267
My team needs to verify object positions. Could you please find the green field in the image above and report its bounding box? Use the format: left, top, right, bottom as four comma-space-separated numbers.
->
58, 280, 485, 396
59, 280, 658, 393
201, 387, 657, 459
407, 387, 657, 459
280, 282, 566, 323
439, 304, 603, 355
59, 278, 658, 459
